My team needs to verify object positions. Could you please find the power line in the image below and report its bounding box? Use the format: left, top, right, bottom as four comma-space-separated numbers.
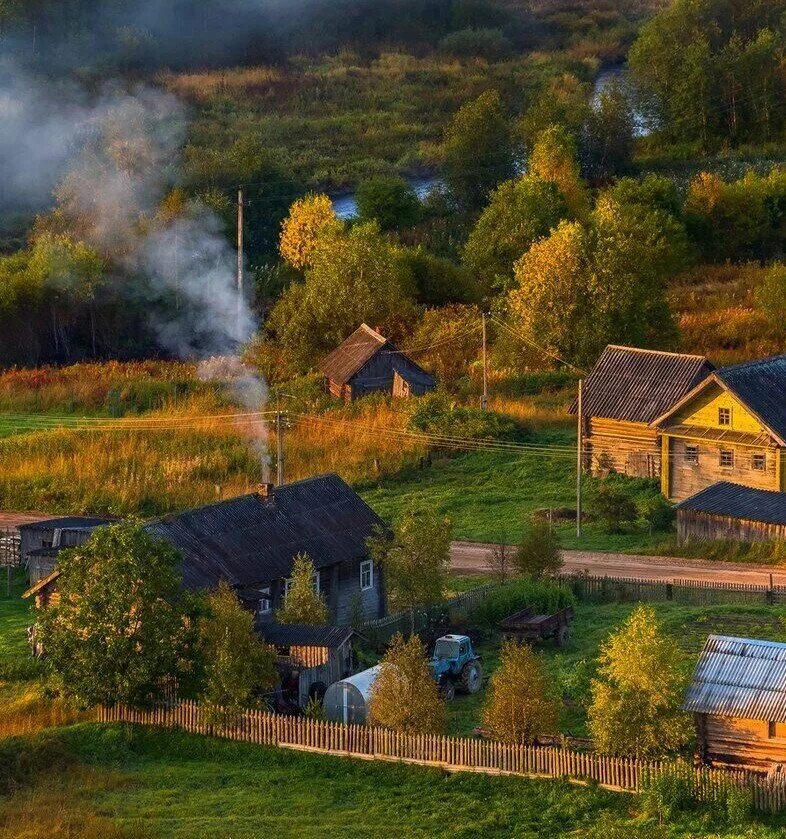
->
490, 316, 585, 375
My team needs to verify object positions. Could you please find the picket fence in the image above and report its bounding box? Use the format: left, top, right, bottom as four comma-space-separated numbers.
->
98, 701, 786, 812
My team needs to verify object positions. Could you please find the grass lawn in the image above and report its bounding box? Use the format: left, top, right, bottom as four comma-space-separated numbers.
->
360, 436, 667, 552
3, 723, 786, 838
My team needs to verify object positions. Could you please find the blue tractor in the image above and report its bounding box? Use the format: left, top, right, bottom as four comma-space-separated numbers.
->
429, 634, 483, 701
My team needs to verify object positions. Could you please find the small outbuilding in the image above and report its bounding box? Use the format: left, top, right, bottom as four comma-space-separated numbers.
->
684, 635, 786, 769
676, 481, 786, 544
19, 516, 113, 583
319, 323, 436, 402
323, 664, 381, 724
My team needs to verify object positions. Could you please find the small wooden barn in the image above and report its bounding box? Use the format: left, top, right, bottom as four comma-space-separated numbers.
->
570, 345, 713, 478
319, 323, 436, 402
684, 635, 786, 769
676, 481, 786, 544
19, 516, 112, 584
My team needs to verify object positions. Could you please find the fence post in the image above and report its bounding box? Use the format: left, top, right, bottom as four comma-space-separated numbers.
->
666, 582, 673, 601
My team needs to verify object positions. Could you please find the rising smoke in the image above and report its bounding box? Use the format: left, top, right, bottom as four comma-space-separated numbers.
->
0, 62, 271, 476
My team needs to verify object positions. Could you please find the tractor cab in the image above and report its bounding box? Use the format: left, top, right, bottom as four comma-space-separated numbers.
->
429, 634, 482, 701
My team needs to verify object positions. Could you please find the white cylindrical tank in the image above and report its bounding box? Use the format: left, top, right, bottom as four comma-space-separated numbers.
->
322, 665, 381, 724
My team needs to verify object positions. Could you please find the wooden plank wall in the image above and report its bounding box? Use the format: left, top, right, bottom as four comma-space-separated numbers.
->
97, 701, 786, 812
705, 714, 786, 770
678, 511, 786, 544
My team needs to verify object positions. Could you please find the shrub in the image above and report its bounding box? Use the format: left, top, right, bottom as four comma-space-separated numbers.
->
407, 389, 519, 441
356, 176, 421, 230
637, 493, 675, 533
438, 27, 513, 61
469, 578, 575, 629
592, 480, 638, 533
515, 518, 562, 578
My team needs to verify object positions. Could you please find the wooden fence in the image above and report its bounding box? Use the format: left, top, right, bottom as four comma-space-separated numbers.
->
98, 700, 786, 812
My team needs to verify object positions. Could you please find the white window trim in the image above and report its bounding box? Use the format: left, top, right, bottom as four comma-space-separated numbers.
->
360, 559, 374, 591
258, 587, 272, 615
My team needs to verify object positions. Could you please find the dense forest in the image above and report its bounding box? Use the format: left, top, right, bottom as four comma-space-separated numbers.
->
1, 0, 786, 371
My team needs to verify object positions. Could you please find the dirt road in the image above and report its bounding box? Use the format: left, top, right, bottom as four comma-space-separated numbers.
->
451, 541, 786, 586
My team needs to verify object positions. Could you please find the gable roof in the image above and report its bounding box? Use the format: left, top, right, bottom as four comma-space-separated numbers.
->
683, 635, 786, 722
258, 623, 354, 649
569, 345, 713, 423
676, 481, 786, 526
144, 474, 386, 590
319, 324, 389, 385
653, 355, 786, 445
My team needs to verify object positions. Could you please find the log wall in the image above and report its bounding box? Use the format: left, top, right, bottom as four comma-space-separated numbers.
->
704, 714, 786, 770
586, 418, 660, 478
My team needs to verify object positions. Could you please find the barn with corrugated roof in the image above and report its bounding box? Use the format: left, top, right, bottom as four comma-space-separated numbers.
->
319, 323, 436, 402
570, 345, 713, 478
684, 635, 786, 769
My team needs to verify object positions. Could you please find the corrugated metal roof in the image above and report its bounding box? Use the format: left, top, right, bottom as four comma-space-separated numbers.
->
716, 355, 786, 445
676, 481, 786, 526
318, 324, 388, 385
144, 473, 386, 590
19, 516, 114, 531
570, 345, 714, 423
684, 635, 786, 721
258, 622, 354, 648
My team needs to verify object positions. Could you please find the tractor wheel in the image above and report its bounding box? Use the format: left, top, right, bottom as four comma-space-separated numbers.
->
556, 625, 570, 649
440, 680, 456, 702
460, 661, 483, 694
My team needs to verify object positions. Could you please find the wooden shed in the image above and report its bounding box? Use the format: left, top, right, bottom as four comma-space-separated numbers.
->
318, 323, 436, 402
675, 481, 786, 543
19, 516, 112, 584
684, 635, 786, 769
570, 345, 713, 479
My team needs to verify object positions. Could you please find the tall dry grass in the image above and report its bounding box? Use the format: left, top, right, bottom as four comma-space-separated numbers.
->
0, 684, 88, 739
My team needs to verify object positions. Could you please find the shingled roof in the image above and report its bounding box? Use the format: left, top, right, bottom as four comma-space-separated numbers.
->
570, 345, 714, 423
683, 635, 786, 722
715, 355, 786, 445
319, 324, 389, 385
676, 481, 786, 526
144, 474, 386, 590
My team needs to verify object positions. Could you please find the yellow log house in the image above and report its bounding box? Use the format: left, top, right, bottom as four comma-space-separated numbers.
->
652, 355, 786, 501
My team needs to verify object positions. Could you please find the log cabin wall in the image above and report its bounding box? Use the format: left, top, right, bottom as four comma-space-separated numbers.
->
702, 713, 786, 769
586, 418, 661, 478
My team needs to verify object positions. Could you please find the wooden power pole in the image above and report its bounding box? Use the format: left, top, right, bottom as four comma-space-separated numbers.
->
276, 410, 285, 487
481, 312, 488, 411
237, 187, 244, 335
576, 378, 583, 539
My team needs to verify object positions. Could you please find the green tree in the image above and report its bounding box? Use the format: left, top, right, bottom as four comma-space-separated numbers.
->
38, 522, 189, 707
267, 222, 416, 368
592, 481, 638, 534
444, 90, 515, 211
604, 175, 682, 219
462, 175, 568, 295
588, 605, 692, 758
482, 640, 558, 743
519, 73, 590, 151
367, 507, 452, 633
356, 176, 421, 230
515, 517, 562, 578
197, 581, 278, 726
405, 304, 481, 385
277, 553, 329, 625
396, 248, 478, 305
581, 80, 634, 182
529, 125, 590, 219
368, 633, 445, 734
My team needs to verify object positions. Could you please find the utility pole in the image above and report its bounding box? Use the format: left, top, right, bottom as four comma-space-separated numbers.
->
276, 409, 285, 487
576, 378, 583, 539
481, 312, 488, 411
237, 187, 244, 337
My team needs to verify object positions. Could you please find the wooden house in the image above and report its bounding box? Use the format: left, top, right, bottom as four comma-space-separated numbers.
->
684, 635, 786, 769
676, 481, 786, 544
570, 345, 713, 478
258, 623, 356, 706
19, 516, 112, 584
319, 323, 436, 402
653, 355, 786, 501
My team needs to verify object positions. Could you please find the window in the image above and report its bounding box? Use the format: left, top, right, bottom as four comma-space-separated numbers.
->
718, 407, 731, 426
360, 560, 373, 591
719, 450, 734, 468
284, 573, 320, 596
684, 445, 699, 465
769, 720, 777, 739
258, 587, 271, 615
752, 454, 767, 471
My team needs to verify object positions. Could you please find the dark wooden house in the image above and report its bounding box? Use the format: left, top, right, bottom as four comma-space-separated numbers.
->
571, 345, 713, 478
319, 323, 436, 402
654, 355, 786, 501
676, 481, 786, 544
19, 516, 112, 584
145, 474, 386, 625
684, 635, 786, 769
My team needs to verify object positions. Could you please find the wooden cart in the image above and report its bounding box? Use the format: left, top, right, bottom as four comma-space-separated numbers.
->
499, 605, 574, 648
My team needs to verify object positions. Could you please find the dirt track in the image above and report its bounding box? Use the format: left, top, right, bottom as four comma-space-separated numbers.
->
451, 541, 786, 586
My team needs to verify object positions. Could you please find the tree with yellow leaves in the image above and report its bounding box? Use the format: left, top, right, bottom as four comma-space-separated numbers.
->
277, 553, 329, 625
279, 193, 342, 270
368, 633, 445, 734
482, 640, 558, 743
529, 125, 590, 219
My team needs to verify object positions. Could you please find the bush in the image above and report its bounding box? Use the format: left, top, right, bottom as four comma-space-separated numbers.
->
407, 389, 519, 441
469, 578, 575, 629
515, 518, 562, 578
637, 493, 675, 533
356, 176, 422, 230
591, 480, 638, 534
439, 27, 513, 61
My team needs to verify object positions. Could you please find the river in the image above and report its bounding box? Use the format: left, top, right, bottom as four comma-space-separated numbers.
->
331, 66, 646, 219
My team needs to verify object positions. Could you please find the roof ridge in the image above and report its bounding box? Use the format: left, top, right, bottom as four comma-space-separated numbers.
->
717, 353, 786, 374
605, 344, 708, 361
359, 323, 386, 343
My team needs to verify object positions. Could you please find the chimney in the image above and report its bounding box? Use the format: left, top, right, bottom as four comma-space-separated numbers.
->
257, 482, 274, 499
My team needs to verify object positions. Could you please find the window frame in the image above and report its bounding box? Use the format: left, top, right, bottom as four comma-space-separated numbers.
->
752, 453, 766, 472
258, 586, 272, 615
360, 559, 374, 591
284, 572, 320, 596
718, 407, 731, 427
719, 449, 734, 468
684, 445, 699, 466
